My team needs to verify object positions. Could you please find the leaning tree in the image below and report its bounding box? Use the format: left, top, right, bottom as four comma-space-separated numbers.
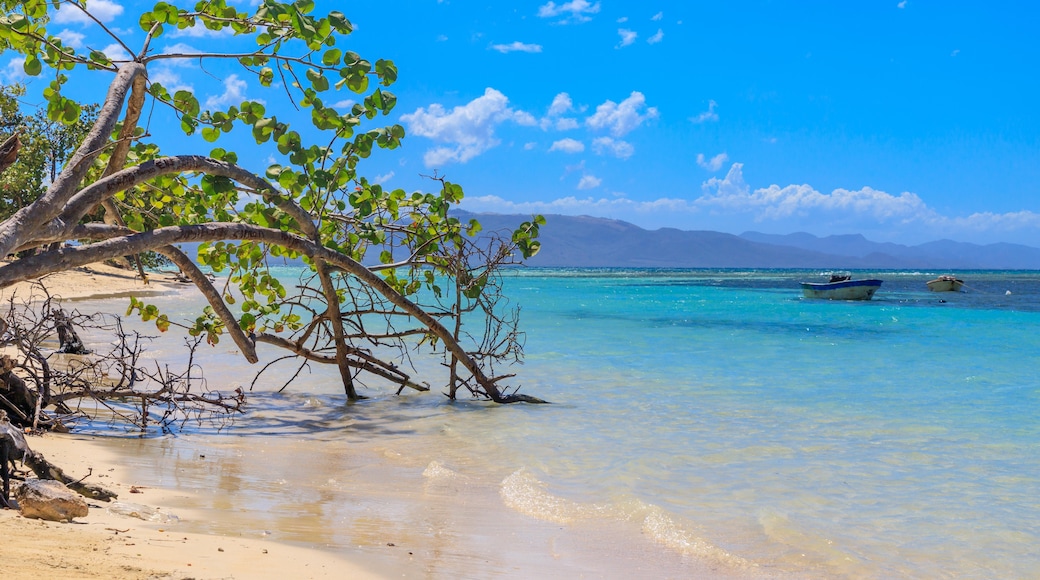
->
0, 0, 546, 428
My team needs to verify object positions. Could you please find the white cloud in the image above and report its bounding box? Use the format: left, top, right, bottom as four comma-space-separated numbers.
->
2, 57, 25, 84
460, 193, 696, 221
592, 137, 634, 159
648, 29, 664, 44
617, 16, 629, 23
461, 163, 1040, 245
540, 93, 580, 130
374, 171, 394, 184
330, 99, 356, 110
696, 152, 729, 171
159, 42, 205, 66
54, 0, 123, 24
205, 74, 250, 109
55, 30, 85, 49
697, 163, 937, 227
554, 118, 579, 130
617, 29, 637, 48
652, 12, 664, 21
897, 1, 907, 7
524, 142, 538, 150
577, 174, 602, 190
401, 88, 536, 166
149, 66, 193, 93
538, 0, 601, 23
549, 138, 585, 153
101, 43, 132, 62
490, 41, 542, 53
586, 92, 658, 137
951, 49, 960, 57
691, 100, 719, 123
548, 93, 573, 116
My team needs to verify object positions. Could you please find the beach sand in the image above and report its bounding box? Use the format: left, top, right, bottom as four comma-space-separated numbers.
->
1, 262, 765, 580
0, 263, 385, 579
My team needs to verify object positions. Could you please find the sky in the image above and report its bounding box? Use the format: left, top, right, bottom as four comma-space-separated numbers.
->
3, 1, 1040, 246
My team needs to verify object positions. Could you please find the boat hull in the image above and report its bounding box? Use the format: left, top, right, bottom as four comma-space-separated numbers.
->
801, 279, 883, 300
926, 278, 964, 292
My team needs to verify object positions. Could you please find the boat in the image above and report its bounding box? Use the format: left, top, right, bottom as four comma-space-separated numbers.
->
926, 275, 964, 292
800, 274, 883, 300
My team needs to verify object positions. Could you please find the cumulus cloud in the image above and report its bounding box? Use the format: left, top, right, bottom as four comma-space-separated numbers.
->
55, 30, 85, 49
586, 92, 658, 137
460, 193, 697, 221
577, 174, 602, 190
548, 93, 573, 116
592, 137, 634, 159
554, 118, 580, 130
401, 88, 537, 166
54, 0, 123, 24
158, 42, 206, 66
373, 171, 395, 184
549, 138, 585, 153
539, 93, 580, 130
690, 100, 718, 123
652, 12, 664, 21
205, 74, 251, 109
461, 162, 1040, 244
538, 0, 601, 23
647, 29, 664, 44
1, 57, 25, 84
698, 164, 930, 221
101, 43, 132, 62
696, 152, 729, 171
617, 29, 637, 48
490, 41, 542, 53
149, 66, 193, 94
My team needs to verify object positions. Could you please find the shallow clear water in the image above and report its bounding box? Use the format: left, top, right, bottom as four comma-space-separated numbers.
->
72, 269, 1040, 578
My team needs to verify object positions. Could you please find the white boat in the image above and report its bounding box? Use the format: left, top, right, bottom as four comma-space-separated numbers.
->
926, 275, 964, 292
801, 274, 883, 300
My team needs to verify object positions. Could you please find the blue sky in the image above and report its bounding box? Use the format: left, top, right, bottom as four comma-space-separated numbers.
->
3, 1, 1039, 246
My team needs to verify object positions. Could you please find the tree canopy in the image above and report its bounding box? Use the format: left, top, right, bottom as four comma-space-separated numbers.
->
0, 0, 546, 428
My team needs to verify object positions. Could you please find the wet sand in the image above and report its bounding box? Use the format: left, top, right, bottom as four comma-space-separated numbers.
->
1, 263, 774, 579
0, 264, 385, 579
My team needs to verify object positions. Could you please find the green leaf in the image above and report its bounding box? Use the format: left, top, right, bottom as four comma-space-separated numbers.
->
322, 48, 341, 65
23, 55, 42, 76
201, 126, 220, 142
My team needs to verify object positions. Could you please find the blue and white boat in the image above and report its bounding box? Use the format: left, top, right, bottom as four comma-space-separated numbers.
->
801, 274, 883, 300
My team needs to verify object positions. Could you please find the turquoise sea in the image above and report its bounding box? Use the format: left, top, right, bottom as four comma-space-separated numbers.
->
76, 269, 1040, 578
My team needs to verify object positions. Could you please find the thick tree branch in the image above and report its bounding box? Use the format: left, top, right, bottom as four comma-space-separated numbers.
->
0, 63, 145, 257
0, 224, 539, 402
157, 245, 259, 364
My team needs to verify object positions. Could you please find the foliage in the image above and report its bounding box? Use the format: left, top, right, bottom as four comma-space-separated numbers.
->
0, 1, 544, 408
0, 84, 98, 220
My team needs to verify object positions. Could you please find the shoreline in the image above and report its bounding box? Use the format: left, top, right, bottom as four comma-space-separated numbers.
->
1, 434, 383, 580
0, 263, 388, 579
2, 262, 783, 579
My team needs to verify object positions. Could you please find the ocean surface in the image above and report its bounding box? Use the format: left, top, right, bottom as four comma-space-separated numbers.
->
70, 269, 1040, 578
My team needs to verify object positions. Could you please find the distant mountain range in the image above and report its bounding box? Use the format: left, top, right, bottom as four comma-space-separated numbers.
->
458, 211, 1040, 270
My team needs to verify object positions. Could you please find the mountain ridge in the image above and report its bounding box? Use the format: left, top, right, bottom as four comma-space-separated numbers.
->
457, 211, 1040, 269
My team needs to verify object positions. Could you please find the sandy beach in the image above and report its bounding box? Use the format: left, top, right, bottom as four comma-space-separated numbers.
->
0, 263, 385, 580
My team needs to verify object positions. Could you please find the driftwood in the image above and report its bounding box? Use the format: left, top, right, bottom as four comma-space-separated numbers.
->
1, 409, 116, 506
22, 451, 117, 502
0, 409, 30, 508
55, 309, 90, 354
